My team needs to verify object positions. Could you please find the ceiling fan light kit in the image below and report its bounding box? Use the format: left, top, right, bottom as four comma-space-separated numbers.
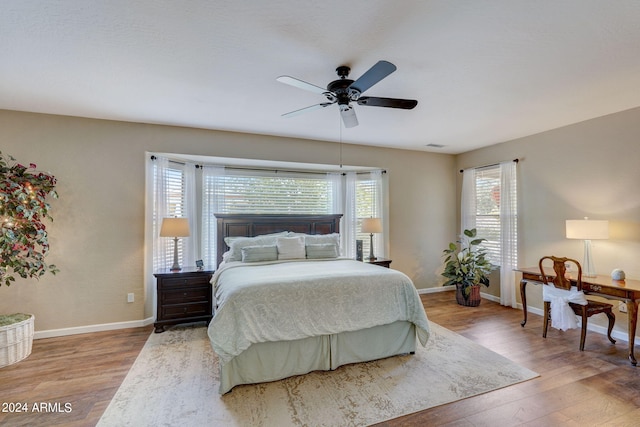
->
277, 60, 417, 128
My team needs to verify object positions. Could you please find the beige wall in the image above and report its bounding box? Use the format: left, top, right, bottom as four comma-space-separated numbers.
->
0, 109, 456, 334
456, 106, 640, 338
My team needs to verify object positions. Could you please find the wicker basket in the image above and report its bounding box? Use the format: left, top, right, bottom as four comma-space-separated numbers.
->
0, 314, 34, 368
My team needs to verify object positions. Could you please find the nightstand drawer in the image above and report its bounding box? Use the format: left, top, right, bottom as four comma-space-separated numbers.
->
161, 275, 210, 288
154, 269, 215, 333
162, 287, 209, 304
161, 302, 210, 320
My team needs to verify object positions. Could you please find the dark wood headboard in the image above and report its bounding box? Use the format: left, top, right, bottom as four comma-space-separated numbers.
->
215, 214, 342, 267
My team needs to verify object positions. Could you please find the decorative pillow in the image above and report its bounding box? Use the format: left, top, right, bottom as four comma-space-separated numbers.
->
226, 232, 289, 262
276, 236, 306, 260
224, 231, 288, 247
305, 243, 339, 259
302, 233, 341, 254
241, 245, 278, 262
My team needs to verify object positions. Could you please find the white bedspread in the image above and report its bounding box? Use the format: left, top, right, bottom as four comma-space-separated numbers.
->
207, 258, 430, 363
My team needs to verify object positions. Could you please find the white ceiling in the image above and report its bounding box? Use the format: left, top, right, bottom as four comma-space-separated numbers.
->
2, 1, 640, 154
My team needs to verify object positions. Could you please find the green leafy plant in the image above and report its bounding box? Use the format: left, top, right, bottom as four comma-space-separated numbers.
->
0, 152, 58, 286
442, 228, 494, 300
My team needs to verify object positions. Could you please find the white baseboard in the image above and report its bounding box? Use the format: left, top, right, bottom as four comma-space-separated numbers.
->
418, 285, 501, 303
34, 317, 155, 340
417, 285, 454, 294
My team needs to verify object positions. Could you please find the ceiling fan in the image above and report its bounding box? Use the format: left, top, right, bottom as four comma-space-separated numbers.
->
276, 60, 418, 128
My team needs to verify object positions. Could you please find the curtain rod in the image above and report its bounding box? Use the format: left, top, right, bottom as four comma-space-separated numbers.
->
150, 155, 386, 176
459, 158, 519, 173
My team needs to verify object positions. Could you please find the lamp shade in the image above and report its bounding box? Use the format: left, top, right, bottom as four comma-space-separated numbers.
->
566, 218, 609, 240
361, 218, 382, 234
159, 217, 190, 237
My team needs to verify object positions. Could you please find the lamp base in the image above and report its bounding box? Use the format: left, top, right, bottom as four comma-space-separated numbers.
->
170, 237, 182, 272
583, 239, 596, 277
368, 233, 376, 261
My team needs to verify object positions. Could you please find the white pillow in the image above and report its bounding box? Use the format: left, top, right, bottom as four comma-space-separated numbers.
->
306, 243, 339, 259
241, 245, 278, 262
226, 232, 289, 262
276, 236, 306, 260
224, 231, 288, 247
303, 233, 341, 254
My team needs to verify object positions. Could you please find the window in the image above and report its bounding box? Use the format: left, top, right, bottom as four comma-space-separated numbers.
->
151, 160, 190, 272
474, 166, 502, 264
355, 174, 383, 257
209, 171, 333, 214
150, 157, 386, 269
461, 160, 518, 307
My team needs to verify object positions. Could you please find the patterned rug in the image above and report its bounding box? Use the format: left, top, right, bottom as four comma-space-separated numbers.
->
97, 323, 538, 426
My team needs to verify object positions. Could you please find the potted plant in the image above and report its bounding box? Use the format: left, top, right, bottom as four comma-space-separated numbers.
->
441, 228, 494, 307
0, 152, 58, 367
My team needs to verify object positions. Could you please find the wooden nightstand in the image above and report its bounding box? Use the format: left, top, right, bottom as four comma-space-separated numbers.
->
153, 268, 215, 333
364, 258, 392, 268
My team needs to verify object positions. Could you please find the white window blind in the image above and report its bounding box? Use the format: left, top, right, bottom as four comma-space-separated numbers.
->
153, 162, 188, 272
474, 165, 502, 264
355, 176, 382, 257
211, 171, 333, 214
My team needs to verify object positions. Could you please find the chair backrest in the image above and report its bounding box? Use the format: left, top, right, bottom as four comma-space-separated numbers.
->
538, 256, 582, 291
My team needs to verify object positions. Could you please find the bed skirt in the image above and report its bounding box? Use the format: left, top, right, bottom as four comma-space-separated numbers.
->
218, 321, 416, 394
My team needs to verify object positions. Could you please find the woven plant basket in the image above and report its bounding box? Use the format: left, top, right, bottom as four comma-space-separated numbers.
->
0, 313, 34, 368
455, 284, 482, 307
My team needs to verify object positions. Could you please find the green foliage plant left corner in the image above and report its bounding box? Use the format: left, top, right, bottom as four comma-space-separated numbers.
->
0, 151, 59, 287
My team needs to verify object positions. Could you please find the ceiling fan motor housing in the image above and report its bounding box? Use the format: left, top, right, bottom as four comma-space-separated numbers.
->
278, 60, 417, 127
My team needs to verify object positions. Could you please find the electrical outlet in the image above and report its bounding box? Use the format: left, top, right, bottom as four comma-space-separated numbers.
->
619, 301, 627, 313
127, 293, 135, 303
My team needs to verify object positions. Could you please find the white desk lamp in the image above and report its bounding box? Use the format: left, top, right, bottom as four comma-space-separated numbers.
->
566, 217, 609, 277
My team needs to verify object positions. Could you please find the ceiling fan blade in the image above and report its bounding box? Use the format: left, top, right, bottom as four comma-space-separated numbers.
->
349, 60, 397, 94
282, 102, 333, 118
276, 76, 329, 95
339, 105, 358, 128
357, 96, 418, 109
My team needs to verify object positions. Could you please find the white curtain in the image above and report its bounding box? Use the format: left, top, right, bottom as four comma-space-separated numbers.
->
460, 162, 518, 308
370, 170, 384, 258
153, 156, 171, 271
182, 162, 198, 268
202, 165, 225, 268
499, 160, 518, 308
460, 168, 476, 233
342, 172, 357, 258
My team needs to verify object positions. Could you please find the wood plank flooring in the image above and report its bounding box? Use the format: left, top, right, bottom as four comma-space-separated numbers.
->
1, 292, 638, 426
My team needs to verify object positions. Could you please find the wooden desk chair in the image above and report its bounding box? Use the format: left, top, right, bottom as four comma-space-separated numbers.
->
539, 256, 616, 351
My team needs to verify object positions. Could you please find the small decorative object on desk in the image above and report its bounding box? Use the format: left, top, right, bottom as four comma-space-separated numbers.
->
611, 269, 626, 281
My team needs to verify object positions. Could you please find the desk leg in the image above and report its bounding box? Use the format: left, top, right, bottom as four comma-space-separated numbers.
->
627, 300, 638, 366
520, 279, 528, 327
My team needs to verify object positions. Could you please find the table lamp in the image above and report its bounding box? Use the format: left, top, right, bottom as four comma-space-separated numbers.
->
361, 217, 382, 260
160, 217, 190, 271
566, 217, 609, 277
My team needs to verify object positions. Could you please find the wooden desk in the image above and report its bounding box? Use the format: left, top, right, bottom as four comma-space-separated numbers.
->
516, 267, 640, 366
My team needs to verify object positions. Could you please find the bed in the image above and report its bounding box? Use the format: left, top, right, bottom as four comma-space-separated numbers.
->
207, 214, 430, 394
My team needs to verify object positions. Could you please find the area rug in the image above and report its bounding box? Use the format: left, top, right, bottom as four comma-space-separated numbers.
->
97, 323, 538, 427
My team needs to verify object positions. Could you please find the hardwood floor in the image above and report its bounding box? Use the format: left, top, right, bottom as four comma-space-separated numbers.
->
375, 293, 640, 427
1, 292, 638, 426
0, 325, 152, 427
